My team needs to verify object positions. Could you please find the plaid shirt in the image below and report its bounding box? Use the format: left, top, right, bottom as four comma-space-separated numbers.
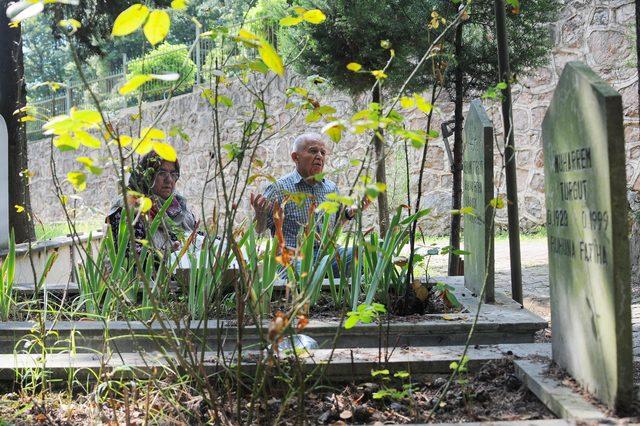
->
263, 169, 339, 248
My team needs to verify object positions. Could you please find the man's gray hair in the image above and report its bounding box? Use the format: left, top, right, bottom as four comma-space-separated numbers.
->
291, 132, 324, 153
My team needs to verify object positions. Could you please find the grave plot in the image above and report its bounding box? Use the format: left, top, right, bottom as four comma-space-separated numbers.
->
3, 0, 637, 422
463, 100, 495, 303
0, 277, 546, 354
539, 61, 633, 413
490, 61, 638, 423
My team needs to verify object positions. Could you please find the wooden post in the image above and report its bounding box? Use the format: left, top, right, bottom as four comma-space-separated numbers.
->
494, 0, 522, 303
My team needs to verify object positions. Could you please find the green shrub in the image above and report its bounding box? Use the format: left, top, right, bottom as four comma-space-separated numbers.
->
127, 43, 196, 99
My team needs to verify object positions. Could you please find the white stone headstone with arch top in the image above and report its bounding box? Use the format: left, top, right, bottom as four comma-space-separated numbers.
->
0, 115, 8, 249
542, 61, 632, 412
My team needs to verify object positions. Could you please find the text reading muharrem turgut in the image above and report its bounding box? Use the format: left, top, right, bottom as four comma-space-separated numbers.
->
554, 147, 591, 172
554, 148, 592, 202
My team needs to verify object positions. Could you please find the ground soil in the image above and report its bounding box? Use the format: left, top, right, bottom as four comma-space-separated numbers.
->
225, 289, 465, 326
0, 359, 554, 425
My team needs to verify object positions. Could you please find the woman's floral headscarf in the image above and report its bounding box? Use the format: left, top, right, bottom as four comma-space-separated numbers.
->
109, 152, 196, 232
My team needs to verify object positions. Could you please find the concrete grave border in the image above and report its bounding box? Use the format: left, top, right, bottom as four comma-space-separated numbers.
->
0, 278, 546, 354
0, 342, 551, 382
514, 357, 609, 421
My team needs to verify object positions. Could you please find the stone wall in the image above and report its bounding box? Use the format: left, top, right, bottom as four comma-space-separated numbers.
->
28, 0, 638, 235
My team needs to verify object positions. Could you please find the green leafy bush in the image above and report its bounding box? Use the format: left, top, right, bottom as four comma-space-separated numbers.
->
127, 43, 196, 99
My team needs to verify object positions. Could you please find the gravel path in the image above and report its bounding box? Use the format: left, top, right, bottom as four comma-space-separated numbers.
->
426, 238, 640, 356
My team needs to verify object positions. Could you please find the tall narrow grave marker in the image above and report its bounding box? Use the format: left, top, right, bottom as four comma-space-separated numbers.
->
0, 115, 8, 249
463, 100, 495, 303
542, 61, 632, 411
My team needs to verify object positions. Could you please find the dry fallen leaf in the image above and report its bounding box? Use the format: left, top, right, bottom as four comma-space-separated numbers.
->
413, 280, 429, 302
339, 410, 353, 420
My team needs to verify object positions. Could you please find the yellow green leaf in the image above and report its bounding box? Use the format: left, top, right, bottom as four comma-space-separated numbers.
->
239, 28, 259, 40
112, 4, 150, 36
293, 6, 307, 16
141, 127, 165, 141
58, 18, 81, 34
119, 74, 153, 95
139, 196, 153, 213
317, 201, 339, 214
346, 62, 362, 72
325, 125, 343, 143
70, 109, 102, 125
327, 193, 354, 206
280, 16, 302, 26
414, 94, 432, 113
117, 135, 133, 147
171, 0, 188, 10
143, 10, 170, 46
53, 134, 80, 151
460, 206, 475, 215
77, 156, 103, 175
258, 39, 284, 76
322, 121, 345, 143
400, 96, 414, 109
133, 138, 154, 155
302, 9, 326, 24
43, 114, 72, 136
490, 197, 505, 209
76, 156, 94, 167
75, 130, 102, 148
371, 70, 387, 79
67, 171, 87, 192
233, 29, 261, 47
14, 205, 24, 213
152, 142, 177, 161
216, 95, 233, 107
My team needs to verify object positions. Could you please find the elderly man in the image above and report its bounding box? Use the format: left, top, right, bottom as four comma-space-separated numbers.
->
250, 133, 361, 274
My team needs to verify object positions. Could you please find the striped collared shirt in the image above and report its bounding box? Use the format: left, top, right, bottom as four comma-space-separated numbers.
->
263, 169, 339, 248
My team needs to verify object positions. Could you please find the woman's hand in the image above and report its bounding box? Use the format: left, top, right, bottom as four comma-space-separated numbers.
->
149, 202, 160, 220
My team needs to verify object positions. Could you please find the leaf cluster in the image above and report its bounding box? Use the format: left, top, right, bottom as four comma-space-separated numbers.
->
280, 0, 446, 95
279, 0, 559, 97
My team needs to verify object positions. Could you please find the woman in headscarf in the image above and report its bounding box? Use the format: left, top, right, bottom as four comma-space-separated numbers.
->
106, 152, 198, 255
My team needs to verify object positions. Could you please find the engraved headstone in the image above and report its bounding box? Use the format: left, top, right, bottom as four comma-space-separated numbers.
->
542, 61, 632, 411
0, 115, 8, 249
463, 100, 495, 303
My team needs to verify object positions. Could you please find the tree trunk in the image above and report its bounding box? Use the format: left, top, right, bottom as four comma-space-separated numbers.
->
636, 0, 640, 118
0, 2, 35, 243
372, 85, 390, 237
448, 23, 464, 276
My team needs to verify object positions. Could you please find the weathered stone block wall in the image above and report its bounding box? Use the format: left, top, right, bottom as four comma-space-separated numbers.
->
28, 0, 638, 235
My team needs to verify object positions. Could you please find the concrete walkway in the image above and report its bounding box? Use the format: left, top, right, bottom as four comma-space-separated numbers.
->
427, 238, 640, 356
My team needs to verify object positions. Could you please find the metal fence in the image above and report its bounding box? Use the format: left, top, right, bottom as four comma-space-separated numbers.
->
26, 28, 225, 141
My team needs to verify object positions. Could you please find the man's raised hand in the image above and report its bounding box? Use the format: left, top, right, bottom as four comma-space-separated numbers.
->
250, 193, 273, 233
250, 193, 272, 215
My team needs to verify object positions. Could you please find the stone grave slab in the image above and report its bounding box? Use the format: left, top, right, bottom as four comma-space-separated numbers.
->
0, 115, 7, 249
463, 99, 495, 303
542, 61, 632, 411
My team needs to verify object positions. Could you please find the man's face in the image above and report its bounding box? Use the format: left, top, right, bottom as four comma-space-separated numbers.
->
292, 139, 328, 181
151, 160, 179, 199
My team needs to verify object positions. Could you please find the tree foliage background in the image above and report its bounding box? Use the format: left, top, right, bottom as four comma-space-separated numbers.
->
281, 0, 558, 99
